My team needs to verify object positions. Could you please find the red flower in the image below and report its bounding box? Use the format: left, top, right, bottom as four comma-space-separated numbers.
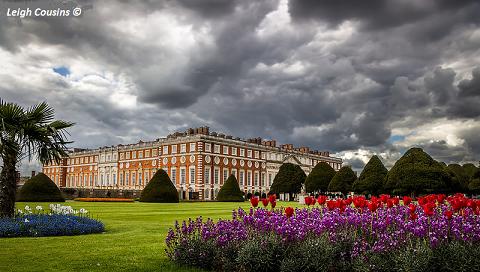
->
410, 213, 418, 220
250, 197, 259, 208
437, 194, 446, 204
368, 201, 378, 212
305, 196, 313, 206
408, 203, 416, 214
261, 198, 269, 207
268, 194, 277, 204
387, 199, 394, 209
285, 207, 294, 218
317, 195, 327, 205
444, 210, 453, 220
422, 203, 435, 217
392, 197, 400, 206
270, 200, 277, 209
380, 194, 390, 203
403, 196, 412, 206
326, 200, 336, 211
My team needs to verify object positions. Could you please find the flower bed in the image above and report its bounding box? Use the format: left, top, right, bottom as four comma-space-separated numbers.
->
166, 194, 480, 271
0, 204, 104, 238
74, 197, 134, 202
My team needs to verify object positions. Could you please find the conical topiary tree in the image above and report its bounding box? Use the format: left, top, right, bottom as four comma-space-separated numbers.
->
17, 173, 65, 202
446, 164, 470, 193
269, 163, 306, 197
140, 169, 179, 203
328, 166, 356, 195
216, 174, 244, 202
352, 155, 387, 195
384, 147, 451, 196
305, 162, 336, 193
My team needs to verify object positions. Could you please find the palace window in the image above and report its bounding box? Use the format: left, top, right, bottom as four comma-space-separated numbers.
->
232, 147, 237, 156
172, 145, 177, 154
113, 173, 117, 185
145, 150, 150, 157
261, 173, 265, 186
180, 168, 186, 184
120, 153, 124, 160
223, 146, 229, 155
223, 169, 229, 184
120, 173, 124, 186
268, 174, 272, 187
247, 172, 252, 186
239, 171, 244, 186
138, 151, 143, 159
139, 173, 142, 185
189, 167, 195, 184
254, 172, 259, 186
125, 174, 129, 186
205, 143, 211, 152
181, 144, 187, 153
132, 173, 136, 185
163, 146, 169, 155
240, 148, 245, 157
190, 143, 196, 152
152, 148, 158, 157
132, 152, 136, 159
204, 167, 210, 184
107, 155, 111, 161
214, 145, 220, 154
205, 189, 209, 199
90, 174, 93, 186
247, 150, 252, 158
254, 151, 259, 159
214, 168, 219, 184
126, 152, 130, 159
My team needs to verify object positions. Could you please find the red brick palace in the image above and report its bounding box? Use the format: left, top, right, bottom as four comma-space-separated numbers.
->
42, 127, 342, 200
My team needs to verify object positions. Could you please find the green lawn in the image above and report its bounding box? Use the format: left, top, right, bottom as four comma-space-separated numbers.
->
1, 201, 300, 272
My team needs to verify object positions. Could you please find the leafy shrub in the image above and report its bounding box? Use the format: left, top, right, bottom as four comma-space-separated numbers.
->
384, 147, 451, 195
237, 233, 285, 272
328, 166, 356, 195
429, 241, 480, 271
171, 238, 216, 270
352, 155, 387, 195
305, 162, 336, 193
217, 175, 244, 202
140, 169, 179, 203
16, 173, 65, 202
280, 234, 336, 272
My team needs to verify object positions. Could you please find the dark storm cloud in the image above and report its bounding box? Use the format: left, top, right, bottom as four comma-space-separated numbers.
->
1, 0, 480, 175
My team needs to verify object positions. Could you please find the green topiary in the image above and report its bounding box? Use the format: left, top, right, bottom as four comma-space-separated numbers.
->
352, 155, 387, 195
217, 175, 244, 202
17, 173, 65, 202
462, 163, 479, 180
140, 169, 179, 203
446, 164, 470, 193
269, 163, 306, 195
384, 147, 451, 195
328, 166, 356, 195
305, 162, 336, 193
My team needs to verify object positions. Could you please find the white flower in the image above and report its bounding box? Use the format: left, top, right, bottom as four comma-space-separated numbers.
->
36, 206, 43, 211
24, 218, 29, 223
24, 205, 31, 211
79, 208, 88, 214
17, 209, 23, 214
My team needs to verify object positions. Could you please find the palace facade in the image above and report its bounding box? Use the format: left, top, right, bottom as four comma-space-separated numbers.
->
42, 127, 342, 200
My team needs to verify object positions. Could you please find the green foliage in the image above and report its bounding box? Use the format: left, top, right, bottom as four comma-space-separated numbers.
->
269, 163, 306, 194
16, 173, 65, 202
328, 166, 357, 195
217, 175, 244, 202
304, 162, 336, 193
352, 155, 387, 195
139, 169, 179, 203
446, 164, 470, 193
384, 147, 451, 195
429, 241, 480, 271
236, 233, 285, 272
462, 163, 479, 180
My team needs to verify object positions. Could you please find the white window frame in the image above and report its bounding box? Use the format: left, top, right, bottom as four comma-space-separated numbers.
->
163, 146, 169, 155
214, 167, 220, 184
223, 146, 229, 155
214, 144, 220, 154
223, 168, 229, 184
240, 148, 245, 157
171, 168, 177, 184
189, 166, 195, 185
247, 150, 252, 158
205, 143, 211, 152
180, 144, 187, 153
180, 167, 186, 184
190, 143, 196, 152
172, 145, 177, 154
204, 167, 210, 184
239, 170, 244, 186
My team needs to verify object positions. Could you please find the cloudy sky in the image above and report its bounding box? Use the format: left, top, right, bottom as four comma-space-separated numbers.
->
1, 0, 479, 175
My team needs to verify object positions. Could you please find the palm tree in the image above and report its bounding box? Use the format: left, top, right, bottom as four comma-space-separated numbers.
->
0, 100, 73, 217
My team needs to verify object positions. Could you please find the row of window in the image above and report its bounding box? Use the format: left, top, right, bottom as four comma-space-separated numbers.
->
66, 170, 155, 187
204, 143, 263, 159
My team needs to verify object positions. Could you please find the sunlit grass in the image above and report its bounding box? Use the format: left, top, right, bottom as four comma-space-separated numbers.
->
1, 200, 301, 272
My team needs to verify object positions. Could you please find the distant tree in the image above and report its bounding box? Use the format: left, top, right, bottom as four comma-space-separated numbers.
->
328, 166, 357, 195
0, 100, 73, 217
468, 170, 480, 194
269, 163, 306, 198
217, 175, 244, 202
384, 147, 450, 196
352, 155, 387, 195
304, 162, 336, 193
463, 163, 479, 180
140, 169, 179, 203
446, 164, 470, 193
17, 173, 65, 202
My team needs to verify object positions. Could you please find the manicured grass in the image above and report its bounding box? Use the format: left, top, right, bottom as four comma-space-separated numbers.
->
1, 201, 300, 272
